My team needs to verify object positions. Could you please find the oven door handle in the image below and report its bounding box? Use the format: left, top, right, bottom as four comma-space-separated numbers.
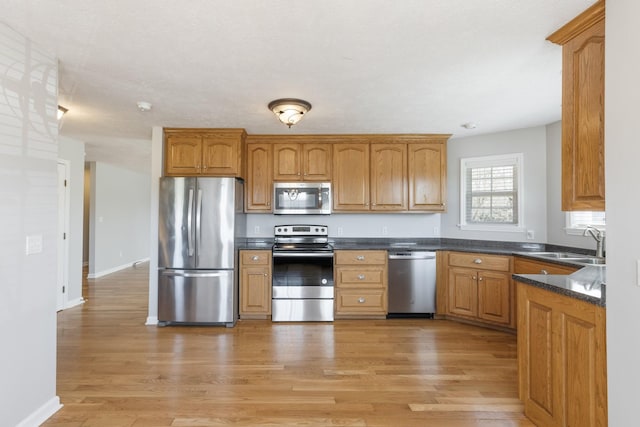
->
272, 252, 334, 258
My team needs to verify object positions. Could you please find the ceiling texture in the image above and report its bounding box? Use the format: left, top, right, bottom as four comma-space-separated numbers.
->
2, 0, 596, 172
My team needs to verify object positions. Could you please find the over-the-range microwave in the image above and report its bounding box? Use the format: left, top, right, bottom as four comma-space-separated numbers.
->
273, 182, 331, 215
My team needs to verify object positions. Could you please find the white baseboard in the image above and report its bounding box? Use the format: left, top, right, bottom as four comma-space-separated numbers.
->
16, 396, 62, 427
146, 316, 158, 325
87, 258, 150, 279
64, 297, 85, 310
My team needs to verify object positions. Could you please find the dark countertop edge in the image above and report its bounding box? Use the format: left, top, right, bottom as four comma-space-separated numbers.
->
238, 237, 605, 306
513, 274, 605, 307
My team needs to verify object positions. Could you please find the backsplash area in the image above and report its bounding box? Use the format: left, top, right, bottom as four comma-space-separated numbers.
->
246, 213, 442, 238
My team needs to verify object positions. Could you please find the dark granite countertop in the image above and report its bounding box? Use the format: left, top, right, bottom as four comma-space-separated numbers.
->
513, 266, 606, 307
238, 237, 605, 306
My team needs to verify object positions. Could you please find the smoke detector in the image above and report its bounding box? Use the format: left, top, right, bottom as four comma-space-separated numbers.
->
137, 101, 152, 112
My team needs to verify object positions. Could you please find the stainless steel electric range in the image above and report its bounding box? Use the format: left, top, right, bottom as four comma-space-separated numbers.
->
271, 225, 334, 322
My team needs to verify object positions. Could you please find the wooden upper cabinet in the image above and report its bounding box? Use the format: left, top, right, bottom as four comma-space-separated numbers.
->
547, 0, 605, 211
370, 143, 407, 211
408, 142, 446, 211
164, 128, 245, 177
246, 142, 273, 212
333, 143, 370, 211
164, 134, 202, 175
273, 143, 331, 181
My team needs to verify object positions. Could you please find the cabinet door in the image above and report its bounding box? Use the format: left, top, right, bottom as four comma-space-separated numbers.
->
302, 143, 331, 181
518, 285, 557, 427
273, 143, 301, 181
240, 266, 271, 315
165, 134, 202, 175
408, 143, 446, 211
246, 143, 273, 212
370, 143, 407, 211
332, 143, 370, 211
558, 19, 605, 211
477, 271, 511, 325
201, 132, 241, 176
447, 267, 478, 317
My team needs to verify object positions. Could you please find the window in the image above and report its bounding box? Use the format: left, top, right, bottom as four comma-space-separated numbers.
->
460, 153, 524, 231
566, 211, 606, 235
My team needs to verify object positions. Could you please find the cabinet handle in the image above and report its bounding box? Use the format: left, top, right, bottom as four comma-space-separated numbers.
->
264, 273, 267, 277
474, 258, 482, 264
358, 274, 365, 280
472, 276, 477, 280
478, 277, 483, 281
358, 297, 366, 303
356, 255, 365, 261
252, 256, 259, 261
203, 165, 207, 170
540, 269, 549, 275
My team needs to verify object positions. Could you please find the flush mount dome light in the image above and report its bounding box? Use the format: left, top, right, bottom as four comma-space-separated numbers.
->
268, 98, 312, 128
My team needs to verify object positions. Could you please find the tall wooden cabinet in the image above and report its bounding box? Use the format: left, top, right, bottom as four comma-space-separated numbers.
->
332, 143, 371, 211
245, 142, 273, 212
164, 128, 245, 177
408, 143, 446, 211
517, 283, 607, 427
547, 0, 605, 211
370, 143, 407, 211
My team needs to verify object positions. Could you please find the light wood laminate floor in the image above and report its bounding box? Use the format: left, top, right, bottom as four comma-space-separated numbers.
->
45, 263, 534, 426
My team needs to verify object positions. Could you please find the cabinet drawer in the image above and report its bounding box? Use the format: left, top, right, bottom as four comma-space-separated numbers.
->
514, 257, 579, 275
448, 252, 510, 272
335, 250, 387, 265
335, 289, 387, 313
336, 267, 384, 287
241, 250, 271, 265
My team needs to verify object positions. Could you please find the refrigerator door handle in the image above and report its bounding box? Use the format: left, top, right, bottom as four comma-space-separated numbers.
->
196, 188, 203, 248
187, 188, 195, 257
161, 270, 227, 278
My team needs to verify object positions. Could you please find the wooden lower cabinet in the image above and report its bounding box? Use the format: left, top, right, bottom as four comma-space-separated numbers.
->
444, 252, 514, 329
239, 250, 272, 319
517, 283, 607, 427
334, 250, 388, 318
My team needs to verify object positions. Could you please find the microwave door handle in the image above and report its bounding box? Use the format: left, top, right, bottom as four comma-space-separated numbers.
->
187, 188, 194, 257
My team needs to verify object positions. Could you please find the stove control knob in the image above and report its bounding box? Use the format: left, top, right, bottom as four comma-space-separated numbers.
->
277, 228, 281, 232
322, 278, 328, 284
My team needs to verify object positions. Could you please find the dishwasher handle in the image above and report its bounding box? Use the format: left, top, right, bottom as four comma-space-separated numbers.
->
388, 251, 436, 260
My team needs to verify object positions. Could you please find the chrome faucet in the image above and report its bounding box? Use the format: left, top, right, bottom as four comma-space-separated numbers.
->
583, 226, 605, 258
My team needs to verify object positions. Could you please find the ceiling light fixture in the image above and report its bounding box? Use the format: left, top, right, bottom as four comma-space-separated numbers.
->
137, 101, 152, 112
268, 98, 312, 128
461, 122, 477, 129
57, 105, 68, 120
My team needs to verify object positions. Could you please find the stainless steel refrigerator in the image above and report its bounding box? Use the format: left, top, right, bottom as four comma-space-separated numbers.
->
158, 177, 245, 327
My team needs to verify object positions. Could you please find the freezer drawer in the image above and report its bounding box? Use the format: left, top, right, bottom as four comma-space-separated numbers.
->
158, 269, 237, 327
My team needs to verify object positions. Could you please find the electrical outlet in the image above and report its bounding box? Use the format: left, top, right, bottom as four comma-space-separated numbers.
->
526, 230, 535, 240
254, 226, 260, 235
382, 226, 388, 235
337, 227, 343, 236
25, 234, 43, 255
433, 226, 440, 236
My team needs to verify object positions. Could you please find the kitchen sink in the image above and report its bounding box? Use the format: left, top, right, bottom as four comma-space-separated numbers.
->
520, 252, 606, 266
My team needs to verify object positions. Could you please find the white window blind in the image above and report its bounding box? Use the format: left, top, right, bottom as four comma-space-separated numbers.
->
566, 211, 606, 233
460, 154, 524, 231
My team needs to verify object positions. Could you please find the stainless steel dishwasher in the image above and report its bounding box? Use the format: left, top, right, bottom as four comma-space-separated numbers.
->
387, 251, 437, 317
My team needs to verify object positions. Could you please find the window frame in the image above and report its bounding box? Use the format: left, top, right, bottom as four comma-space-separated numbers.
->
459, 153, 525, 232
565, 211, 606, 235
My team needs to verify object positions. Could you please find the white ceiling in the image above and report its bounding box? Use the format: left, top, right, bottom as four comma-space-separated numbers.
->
2, 0, 596, 172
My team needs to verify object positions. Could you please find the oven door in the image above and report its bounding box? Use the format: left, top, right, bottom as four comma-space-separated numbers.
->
272, 251, 334, 299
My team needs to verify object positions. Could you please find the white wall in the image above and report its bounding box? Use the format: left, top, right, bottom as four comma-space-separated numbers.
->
0, 23, 61, 426
545, 121, 597, 251
247, 213, 442, 238
88, 161, 151, 277
58, 137, 85, 307
441, 126, 548, 242
605, 1, 640, 425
